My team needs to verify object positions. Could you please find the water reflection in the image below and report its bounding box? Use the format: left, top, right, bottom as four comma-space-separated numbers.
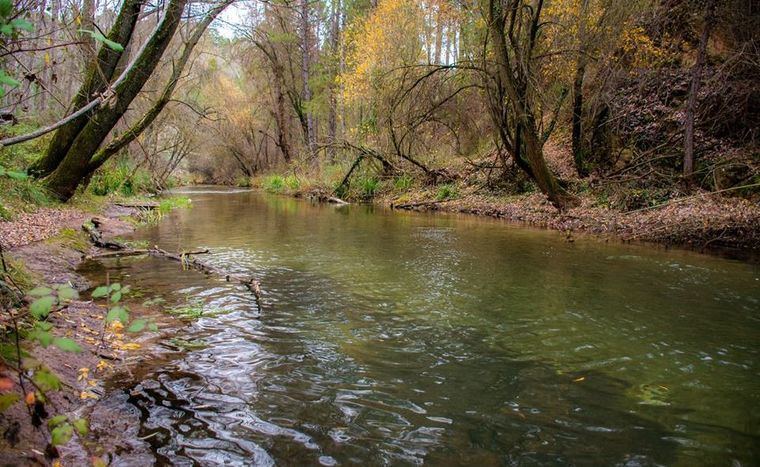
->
81, 188, 760, 465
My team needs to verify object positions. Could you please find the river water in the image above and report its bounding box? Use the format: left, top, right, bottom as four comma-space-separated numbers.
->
80, 187, 759, 465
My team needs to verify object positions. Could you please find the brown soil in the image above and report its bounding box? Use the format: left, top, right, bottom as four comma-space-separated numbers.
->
0, 207, 157, 465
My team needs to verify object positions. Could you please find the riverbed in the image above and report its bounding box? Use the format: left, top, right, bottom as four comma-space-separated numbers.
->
79, 187, 759, 465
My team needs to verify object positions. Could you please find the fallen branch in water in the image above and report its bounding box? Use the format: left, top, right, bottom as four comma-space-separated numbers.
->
82, 219, 262, 302
391, 198, 458, 210
86, 248, 209, 260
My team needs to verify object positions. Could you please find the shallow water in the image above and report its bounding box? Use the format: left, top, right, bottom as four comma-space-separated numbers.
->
80, 187, 759, 465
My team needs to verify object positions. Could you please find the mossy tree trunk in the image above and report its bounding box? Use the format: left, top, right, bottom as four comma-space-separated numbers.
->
86, 0, 231, 175
29, 0, 144, 178
43, 0, 188, 201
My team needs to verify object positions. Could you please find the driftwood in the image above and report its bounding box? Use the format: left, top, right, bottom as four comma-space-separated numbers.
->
114, 201, 160, 210
82, 219, 262, 301
392, 199, 455, 210
83, 218, 127, 250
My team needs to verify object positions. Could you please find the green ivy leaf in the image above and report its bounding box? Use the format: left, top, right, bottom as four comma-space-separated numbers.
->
0, 393, 20, 412
28, 286, 53, 297
33, 368, 61, 392
51, 423, 73, 446
110, 283, 121, 292
6, 170, 28, 180
30, 296, 56, 319
106, 306, 129, 324
9, 18, 33, 31
110, 291, 122, 303
91, 286, 109, 298
52, 337, 82, 353
0, 70, 19, 87
48, 414, 68, 429
78, 29, 125, 52
36, 322, 53, 331
147, 322, 158, 332
30, 329, 53, 347
127, 319, 146, 333
57, 286, 79, 301
72, 418, 88, 436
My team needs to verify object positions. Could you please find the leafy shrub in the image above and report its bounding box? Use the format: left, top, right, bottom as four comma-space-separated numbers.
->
284, 175, 301, 190
235, 176, 252, 187
263, 175, 285, 193
394, 174, 413, 191
89, 163, 153, 197
358, 177, 380, 199
436, 183, 457, 201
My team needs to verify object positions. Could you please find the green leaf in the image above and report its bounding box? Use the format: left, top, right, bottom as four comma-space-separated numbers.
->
9, 18, 33, 31
6, 170, 28, 180
51, 423, 73, 446
48, 414, 68, 429
110, 283, 121, 291
0, 393, 20, 412
103, 38, 124, 52
0, 70, 19, 87
72, 418, 88, 436
57, 286, 79, 301
110, 291, 122, 303
121, 285, 131, 294
0, 24, 11, 35
30, 296, 55, 319
106, 306, 128, 324
28, 286, 53, 297
36, 322, 53, 331
33, 368, 61, 392
30, 329, 53, 347
52, 337, 82, 353
127, 319, 146, 333
0, 0, 13, 18
91, 286, 109, 298
147, 322, 158, 332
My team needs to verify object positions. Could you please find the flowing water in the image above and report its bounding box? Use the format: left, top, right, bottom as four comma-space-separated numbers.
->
80, 187, 759, 466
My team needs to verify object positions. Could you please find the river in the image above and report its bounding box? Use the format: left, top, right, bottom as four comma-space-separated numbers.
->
79, 187, 759, 465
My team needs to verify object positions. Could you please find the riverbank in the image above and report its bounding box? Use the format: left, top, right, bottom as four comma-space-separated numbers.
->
253, 168, 760, 259
0, 199, 186, 465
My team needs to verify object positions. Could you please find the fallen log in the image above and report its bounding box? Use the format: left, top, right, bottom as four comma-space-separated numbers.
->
114, 201, 160, 209
391, 199, 456, 210
82, 219, 262, 302
82, 218, 127, 250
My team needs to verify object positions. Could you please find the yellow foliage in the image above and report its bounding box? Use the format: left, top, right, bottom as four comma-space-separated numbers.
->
340, 0, 426, 101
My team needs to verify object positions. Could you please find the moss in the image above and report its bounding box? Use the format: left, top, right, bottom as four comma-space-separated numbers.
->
3, 257, 39, 293
46, 228, 90, 253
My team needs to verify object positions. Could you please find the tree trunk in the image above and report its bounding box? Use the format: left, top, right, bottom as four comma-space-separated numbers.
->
683, 0, 715, 179
43, 0, 187, 201
486, 0, 576, 210
571, 0, 589, 177
86, 0, 231, 174
29, 0, 143, 178
327, 0, 340, 161
300, 0, 317, 155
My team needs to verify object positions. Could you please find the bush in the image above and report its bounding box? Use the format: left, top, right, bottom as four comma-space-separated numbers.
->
89, 163, 153, 197
284, 175, 300, 190
394, 174, 413, 191
235, 176, 252, 187
358, 177, 379, 199
436, 183, 457, 201
263, 175, 285, 192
